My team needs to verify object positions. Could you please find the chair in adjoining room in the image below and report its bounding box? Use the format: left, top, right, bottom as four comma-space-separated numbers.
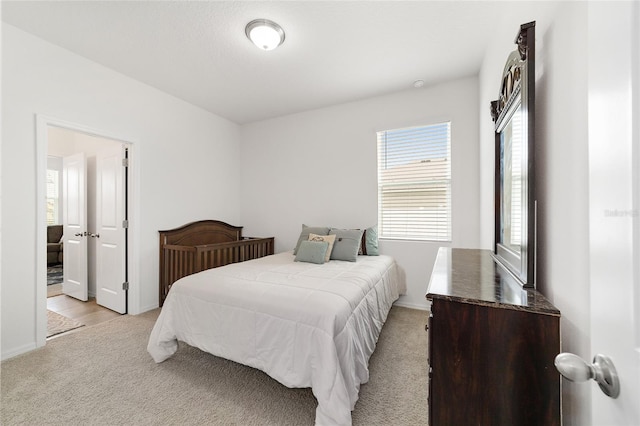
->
47, 225, 63, 266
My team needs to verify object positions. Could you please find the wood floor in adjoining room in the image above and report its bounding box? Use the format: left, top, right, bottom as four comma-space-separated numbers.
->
47, 295, 122, 338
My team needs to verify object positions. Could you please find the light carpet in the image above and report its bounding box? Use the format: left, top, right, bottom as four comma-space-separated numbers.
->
1, 306, 428, 425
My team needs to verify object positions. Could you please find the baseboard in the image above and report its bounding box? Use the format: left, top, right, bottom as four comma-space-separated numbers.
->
138, 303, 159, 314
393, 300, 430, 311
1, 342, 38, 361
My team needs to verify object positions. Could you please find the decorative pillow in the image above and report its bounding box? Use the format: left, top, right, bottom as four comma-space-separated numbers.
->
308, 233, 336, 262
360, 226, 379, 256
329, 228, 364, 262
293, 224, 330, 255
294, 240, 329, 264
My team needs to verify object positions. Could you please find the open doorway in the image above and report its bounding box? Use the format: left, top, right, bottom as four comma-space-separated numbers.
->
36, 117, 136, 343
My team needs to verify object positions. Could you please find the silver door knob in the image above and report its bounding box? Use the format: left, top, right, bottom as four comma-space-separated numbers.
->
554, 352, 620, 398
88, 233, 100, 238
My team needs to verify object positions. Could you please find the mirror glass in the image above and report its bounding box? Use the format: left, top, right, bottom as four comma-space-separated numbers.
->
499, 103, 522, 253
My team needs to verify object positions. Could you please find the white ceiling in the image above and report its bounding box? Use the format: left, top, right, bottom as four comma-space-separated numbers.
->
2, 1, 527, 124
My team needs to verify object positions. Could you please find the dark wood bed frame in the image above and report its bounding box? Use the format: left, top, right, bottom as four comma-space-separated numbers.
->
159, 220, 274, 306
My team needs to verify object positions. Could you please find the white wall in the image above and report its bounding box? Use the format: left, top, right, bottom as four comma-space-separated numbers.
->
240, 77, 480, 309
478, 3, 592, 424
1, 25, 242, 359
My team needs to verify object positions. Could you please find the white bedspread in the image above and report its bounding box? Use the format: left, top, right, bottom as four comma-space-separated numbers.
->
147, 251, 405, 425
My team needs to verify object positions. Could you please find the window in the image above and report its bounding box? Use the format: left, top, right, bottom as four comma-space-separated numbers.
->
501, 104, 522, 249
377, 122, 451, 241
46, 169, 60, 225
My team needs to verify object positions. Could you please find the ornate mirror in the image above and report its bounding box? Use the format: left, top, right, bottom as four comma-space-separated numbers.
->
490, 21, 536, 287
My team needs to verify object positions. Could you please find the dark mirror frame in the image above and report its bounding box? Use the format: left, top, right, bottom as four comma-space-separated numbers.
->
490, 21, 536, 287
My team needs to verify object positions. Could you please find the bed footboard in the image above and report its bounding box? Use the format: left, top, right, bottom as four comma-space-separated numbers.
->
159, 220, 274, 306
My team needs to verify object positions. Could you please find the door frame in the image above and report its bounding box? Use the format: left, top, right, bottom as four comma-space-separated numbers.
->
35, 115, 140, 347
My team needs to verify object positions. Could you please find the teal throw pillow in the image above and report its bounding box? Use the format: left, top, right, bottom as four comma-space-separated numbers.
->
329, 228, 364, 262
294, 240, 329, 264
364, 225, 379, 255
293, 224, 330, 255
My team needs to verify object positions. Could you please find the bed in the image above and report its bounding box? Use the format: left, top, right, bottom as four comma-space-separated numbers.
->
148, 226, 405, 425
158, 220, 274, 306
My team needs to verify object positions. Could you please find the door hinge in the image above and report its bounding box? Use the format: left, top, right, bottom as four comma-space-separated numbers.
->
122, 282, 129, 291
122, 158, 129, 167
122, 219, 129, 229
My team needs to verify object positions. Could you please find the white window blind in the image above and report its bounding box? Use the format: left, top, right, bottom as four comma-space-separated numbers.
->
510, 107, 522, 246
46, 169, 59, 225
377, 122, 451, 241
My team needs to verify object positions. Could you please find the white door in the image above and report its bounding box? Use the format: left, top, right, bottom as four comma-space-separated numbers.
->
62, 153, 88, 301
95, 144, 127, 314
588, 2, 639, 424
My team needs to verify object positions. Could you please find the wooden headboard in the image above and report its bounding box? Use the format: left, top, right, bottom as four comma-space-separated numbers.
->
159, 220, 243, 248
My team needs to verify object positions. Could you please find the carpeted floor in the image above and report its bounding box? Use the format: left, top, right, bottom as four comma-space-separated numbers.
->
1, 306, 429, 425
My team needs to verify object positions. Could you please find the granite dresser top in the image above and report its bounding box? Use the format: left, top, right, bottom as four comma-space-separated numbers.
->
427, 247, 560, 316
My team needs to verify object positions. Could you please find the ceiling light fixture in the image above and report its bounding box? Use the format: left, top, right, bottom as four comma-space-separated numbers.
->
413, 80, 425, 88
245, 19, 285, 51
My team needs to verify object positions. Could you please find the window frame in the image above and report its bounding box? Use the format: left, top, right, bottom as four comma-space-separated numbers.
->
46, 167, 60, 226
376, 121, 452, 242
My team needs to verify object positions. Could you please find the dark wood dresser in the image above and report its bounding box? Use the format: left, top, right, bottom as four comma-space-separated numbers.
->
426, 248, 561, 426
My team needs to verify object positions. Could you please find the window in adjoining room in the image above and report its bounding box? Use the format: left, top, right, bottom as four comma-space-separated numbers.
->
377, 122, 451, 242
46, 168, 60, 225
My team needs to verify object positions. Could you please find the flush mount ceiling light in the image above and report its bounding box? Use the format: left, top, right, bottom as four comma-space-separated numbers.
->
245, 19, 285, 51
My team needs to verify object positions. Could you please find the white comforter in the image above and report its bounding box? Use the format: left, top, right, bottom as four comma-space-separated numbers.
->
147, 251, 405, 425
